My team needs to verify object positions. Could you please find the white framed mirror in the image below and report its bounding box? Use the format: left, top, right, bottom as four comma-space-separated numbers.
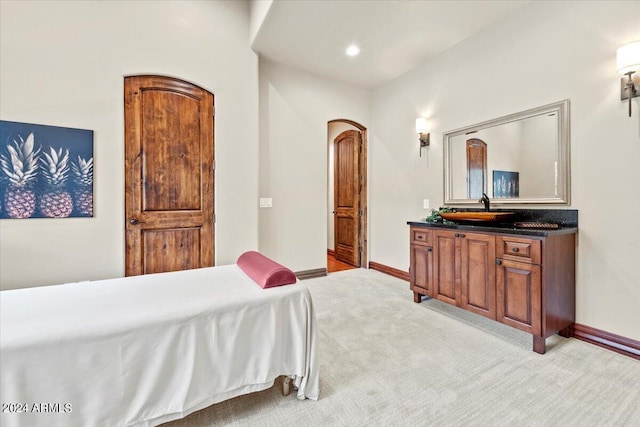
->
444, 99, 570, 205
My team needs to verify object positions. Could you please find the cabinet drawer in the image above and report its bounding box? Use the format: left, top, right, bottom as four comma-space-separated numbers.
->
411, 228, 431, 246
498, 237, 541, 264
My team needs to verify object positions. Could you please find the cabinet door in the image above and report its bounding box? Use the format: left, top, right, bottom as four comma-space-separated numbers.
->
410, 244, 434, 298
433, 230, 458, 305
496, 259, 541, 336
460, 232, 496, 319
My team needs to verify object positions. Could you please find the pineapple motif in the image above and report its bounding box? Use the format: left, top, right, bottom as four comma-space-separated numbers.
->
39, 146, 73, 218
0, 133, 40, 218
71, 156, 93, 216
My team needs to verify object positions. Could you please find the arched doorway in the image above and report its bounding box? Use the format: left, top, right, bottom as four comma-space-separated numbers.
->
327, 119, 367, 271
466, 138, 487, 199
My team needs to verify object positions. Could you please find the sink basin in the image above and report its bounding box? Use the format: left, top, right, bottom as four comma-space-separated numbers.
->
439, 212, 514, 222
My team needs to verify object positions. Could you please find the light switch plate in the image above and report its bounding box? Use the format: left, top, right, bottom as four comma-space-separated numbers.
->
423, 199, 430, 209
259, 198, 272, 208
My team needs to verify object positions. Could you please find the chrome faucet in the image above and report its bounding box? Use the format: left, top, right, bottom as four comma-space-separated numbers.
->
480, 193, 490, 212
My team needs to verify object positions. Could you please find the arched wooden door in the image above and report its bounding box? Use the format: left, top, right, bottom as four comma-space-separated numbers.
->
333, 130, 361, 267
124, 75, 214, 276
466, 138, 487, 199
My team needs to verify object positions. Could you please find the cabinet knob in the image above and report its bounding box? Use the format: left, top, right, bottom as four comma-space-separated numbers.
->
512, 247, 519, 253
455, 233, 460, 238
496, 259, 503, 265
427, 247, 433, 252
417, 235, 423, 239
460, 233, 465, 238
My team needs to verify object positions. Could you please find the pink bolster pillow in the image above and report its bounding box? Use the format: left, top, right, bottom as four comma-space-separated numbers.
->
237, 251, 297, 289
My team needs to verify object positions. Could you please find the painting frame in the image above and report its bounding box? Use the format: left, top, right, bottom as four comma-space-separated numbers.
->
492, 170, 519, 199
0, 120, 94, 219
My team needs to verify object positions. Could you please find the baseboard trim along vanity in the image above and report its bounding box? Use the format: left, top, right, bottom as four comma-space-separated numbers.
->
408, 209, 578, 354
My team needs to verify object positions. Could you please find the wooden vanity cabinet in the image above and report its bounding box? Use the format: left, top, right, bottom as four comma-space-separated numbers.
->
410, 226, 576, 354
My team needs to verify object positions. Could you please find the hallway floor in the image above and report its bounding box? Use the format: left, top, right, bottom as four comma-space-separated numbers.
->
327, 252, 357, 273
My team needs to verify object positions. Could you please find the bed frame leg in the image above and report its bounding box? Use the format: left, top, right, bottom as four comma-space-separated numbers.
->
281, 376, 291, 396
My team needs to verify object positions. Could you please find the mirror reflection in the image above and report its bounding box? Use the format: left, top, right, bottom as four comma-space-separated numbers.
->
444, 100, 570, 205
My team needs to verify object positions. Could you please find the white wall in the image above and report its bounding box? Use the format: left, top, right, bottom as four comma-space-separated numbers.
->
369, 0, 640, 339
0, 0, 259, 290
258, 59, 370, 271
249, 0, 273, 44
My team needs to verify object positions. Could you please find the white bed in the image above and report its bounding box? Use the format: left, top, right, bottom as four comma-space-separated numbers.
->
0, 264, 318, 427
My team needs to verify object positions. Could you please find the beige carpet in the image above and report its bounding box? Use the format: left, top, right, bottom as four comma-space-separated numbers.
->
164, 268, 640, 427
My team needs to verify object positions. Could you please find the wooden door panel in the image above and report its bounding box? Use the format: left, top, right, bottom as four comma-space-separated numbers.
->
334, 130, 360, 267
125, 75, 214, 277
142, 228, 201, 274
466, 139, 487, 199
141, 90, 202, 211
411, 245, 433, 295
433, 231, 457, 304
460, 233, 496, 319
497, 260, 541, 335
503, 266, 533, 322
336, 216, 354, 245
336, 139, 355, 207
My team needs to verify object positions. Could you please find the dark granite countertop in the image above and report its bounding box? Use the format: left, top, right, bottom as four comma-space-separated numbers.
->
407, 220, 577, 237
407, 208, 578, 237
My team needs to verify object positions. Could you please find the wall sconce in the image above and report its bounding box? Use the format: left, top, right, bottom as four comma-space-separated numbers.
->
617, 40, 640, 117
415, 117, 430, 157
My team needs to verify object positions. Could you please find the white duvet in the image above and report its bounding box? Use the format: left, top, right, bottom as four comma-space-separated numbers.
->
0, 265, 318, 427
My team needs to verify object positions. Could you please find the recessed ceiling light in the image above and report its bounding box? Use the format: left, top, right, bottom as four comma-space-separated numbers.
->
345, 45, 360, 57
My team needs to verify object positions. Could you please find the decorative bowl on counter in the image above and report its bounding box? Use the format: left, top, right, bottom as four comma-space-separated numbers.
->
439, 211, 514, 222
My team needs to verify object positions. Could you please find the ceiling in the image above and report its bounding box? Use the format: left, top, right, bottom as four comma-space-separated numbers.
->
251, 0, 531, 88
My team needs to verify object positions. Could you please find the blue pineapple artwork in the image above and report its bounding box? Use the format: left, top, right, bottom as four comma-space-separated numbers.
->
0, 120, 94, 219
